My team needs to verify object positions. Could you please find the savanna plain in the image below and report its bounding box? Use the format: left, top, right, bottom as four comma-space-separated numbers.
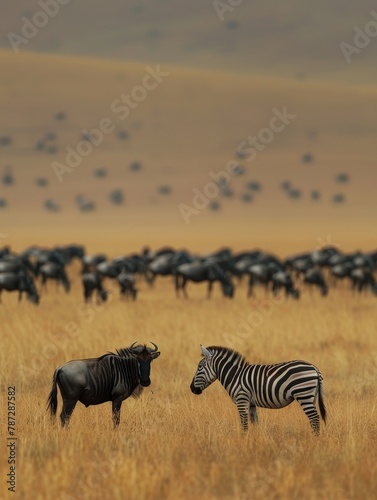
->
1, 256, 376, 500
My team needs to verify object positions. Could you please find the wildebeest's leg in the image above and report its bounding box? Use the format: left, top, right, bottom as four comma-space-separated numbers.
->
175, 274, 181, 298
182, 277, 189, 299
18, 290, 22, 302
207, 280, 213, 299
247, 275, 254, 298
112, 398, 123, 427
60, 399, 77, 427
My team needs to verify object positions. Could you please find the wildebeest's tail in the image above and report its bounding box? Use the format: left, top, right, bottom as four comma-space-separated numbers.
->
47, 369, 59, 417
317, 370, 327, 424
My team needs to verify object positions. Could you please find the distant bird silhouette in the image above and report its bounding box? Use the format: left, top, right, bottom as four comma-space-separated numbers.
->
76, 195, 96, 212
35, 177, 48, 187
2, 166, 14, 186
44, 199, 60, 212
129, 161, 142, 172
336, 173, 349, 183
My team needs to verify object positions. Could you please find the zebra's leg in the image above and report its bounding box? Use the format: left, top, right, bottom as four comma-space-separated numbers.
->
295, 397, 321, 435
249, 404, 258, 425
60, 399, 77, 428
112, 398, 123, 427
236, 396, 250, 431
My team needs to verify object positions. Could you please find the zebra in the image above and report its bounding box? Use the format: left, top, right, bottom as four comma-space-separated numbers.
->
47, 342, 160, 427
190, 345, 326, 435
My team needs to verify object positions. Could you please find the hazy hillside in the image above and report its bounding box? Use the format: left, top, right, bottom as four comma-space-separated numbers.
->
0, 49, 376, 252
1, 0, 377, 83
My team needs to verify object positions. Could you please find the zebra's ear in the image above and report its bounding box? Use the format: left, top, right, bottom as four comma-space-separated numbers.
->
200, 344, 211, 358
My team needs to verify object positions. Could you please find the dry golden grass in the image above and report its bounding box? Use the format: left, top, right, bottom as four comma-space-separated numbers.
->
1, 261, 376, 500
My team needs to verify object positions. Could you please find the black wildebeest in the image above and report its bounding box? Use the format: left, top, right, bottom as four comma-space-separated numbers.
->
271, 271, 300, 299
117, 272, 138, 300
40, 262, 70, 293
175, 262, 234, 298
148, 251, 195, 285
82, 272, 108, 303
0, 272, 39, 304
81, 254, 107, 274
47, 342, 160, 427
350, 269, 377, 295
0, 254, 36, 276
303, 268, 328, 296
54, 244, 85, 263
330, 262, 355, 286
246, 262, 283, 297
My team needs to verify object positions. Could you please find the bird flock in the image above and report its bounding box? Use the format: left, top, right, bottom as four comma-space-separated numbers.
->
0, 243, 376, 305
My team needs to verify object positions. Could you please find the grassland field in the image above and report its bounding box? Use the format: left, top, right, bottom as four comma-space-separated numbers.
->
1, 257, 376, 500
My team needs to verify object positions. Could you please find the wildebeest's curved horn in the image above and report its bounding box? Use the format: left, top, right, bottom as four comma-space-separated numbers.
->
148, 342, 159, 352
130, 341, 143, 353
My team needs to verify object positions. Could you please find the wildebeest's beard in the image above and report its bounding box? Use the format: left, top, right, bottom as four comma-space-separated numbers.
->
138, 359, 151, 387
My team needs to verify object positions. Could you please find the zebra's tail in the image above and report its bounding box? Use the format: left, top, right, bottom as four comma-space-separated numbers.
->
47, 369, 59, 417
317, 372, 327, 424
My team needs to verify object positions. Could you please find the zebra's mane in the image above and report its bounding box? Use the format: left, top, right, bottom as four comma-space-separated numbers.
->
207, 346, 248, 367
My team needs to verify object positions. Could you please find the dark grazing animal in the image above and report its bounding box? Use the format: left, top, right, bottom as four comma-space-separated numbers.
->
47, 342, 160, 427
246, 262, 282, 297
34, 250, 67, 276
81, 254, 107, 274
117, 272, 138, 300
175, 262, 234, 298
303, 268, 328, 296
147, 251, 194, 285
54, 244, 85, 263
0, 272, 39, 304
271, 271, 300, 299
350, 268, 377, 294
40, 262, 70, 293
82, 272, 108, 303
190, 345, 326, 435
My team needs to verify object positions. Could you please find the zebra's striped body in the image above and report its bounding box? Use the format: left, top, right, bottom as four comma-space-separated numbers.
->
190, 345, 326, 434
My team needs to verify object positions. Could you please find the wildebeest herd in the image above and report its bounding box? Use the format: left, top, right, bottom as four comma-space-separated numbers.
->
0, 243, 376, 305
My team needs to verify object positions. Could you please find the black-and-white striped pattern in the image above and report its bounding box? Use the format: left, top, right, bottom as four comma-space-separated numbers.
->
190, 345, 326, 434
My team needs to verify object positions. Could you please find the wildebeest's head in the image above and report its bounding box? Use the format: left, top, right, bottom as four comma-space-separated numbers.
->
98, 288, 108, 302
129, 342, 160, 387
